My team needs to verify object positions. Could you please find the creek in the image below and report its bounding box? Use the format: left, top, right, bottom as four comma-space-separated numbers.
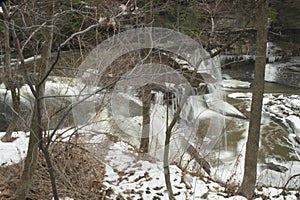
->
214, 64, 300, 188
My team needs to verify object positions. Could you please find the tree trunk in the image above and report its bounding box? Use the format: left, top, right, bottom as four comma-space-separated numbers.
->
238, 0, 269, 199
12, 102, 41, 199
1, 88, 21, 142
0, 1, 21, 143
139, 85, 151, 153
12, 19, 54, 199
164, 103, 175, 200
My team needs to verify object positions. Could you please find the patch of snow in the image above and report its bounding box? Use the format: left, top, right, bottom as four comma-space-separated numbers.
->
0, 83, 5, 90
286, 115, 300, 138
221, 80, 251, 89
227, 92, 252, 99
102, 136, 242, 199
172, 56, 190, 65
290, 99, 300, 109
87, 133, 107, 144
52, 197, 74, 200
119, 4, 126, 12
0, 132, 28, 166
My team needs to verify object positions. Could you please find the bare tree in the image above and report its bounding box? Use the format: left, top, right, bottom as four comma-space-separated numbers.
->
11, 1, 55, 197
238, 0, 269, 198
0, 1, 22, 142
0, 1, 108, 199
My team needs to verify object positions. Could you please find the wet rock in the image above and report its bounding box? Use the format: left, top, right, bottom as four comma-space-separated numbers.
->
264, 162, 289, 173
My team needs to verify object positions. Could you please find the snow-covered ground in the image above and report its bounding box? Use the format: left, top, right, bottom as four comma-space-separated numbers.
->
0, 132, 28, 166
0, 130, 299, 200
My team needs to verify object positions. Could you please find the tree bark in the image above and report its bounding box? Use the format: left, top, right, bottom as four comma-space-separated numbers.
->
0, 1, 21, 143
238, 0, 269, 199
1, 88, 21, 142
164, 103, 176, 200
12, 102, 41, 199
139, 85, 151, 153
12, 16, 54, 200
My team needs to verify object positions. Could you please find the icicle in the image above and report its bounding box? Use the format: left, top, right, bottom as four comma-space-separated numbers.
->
155, 91, 164, 105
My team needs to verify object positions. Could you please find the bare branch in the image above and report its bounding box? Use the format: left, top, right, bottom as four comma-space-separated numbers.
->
21, 22, 47, 52
38, 22, 101, 87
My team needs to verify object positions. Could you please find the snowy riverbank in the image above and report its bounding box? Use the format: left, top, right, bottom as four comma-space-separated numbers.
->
0, 130, 299, 200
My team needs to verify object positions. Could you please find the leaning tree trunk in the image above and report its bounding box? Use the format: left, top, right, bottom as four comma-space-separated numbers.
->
238, 0, 269, 199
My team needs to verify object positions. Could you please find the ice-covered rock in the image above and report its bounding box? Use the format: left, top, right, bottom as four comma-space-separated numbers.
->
286, 115, 300, 141
290, 99, 300, 109
221, 79, 251, 89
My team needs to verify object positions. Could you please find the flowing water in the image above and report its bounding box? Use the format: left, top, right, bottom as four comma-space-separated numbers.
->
213, 76, 300, 187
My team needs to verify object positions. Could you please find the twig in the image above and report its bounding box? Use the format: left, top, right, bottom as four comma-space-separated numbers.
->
282, 174, 300, 191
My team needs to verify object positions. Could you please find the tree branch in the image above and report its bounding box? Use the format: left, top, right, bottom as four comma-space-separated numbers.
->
38, 22, 101, 87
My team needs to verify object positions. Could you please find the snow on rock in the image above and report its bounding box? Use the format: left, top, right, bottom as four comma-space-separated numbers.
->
227, 92, 252, 99
286, 115, 300, 132
0, 132, 28, 166
220, 55, 255, 63
256, 187, 299, 200
262, 94, 300, 140
286, 115, 300, 140
290, 99, 300, 109
221, 80, 251, 89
